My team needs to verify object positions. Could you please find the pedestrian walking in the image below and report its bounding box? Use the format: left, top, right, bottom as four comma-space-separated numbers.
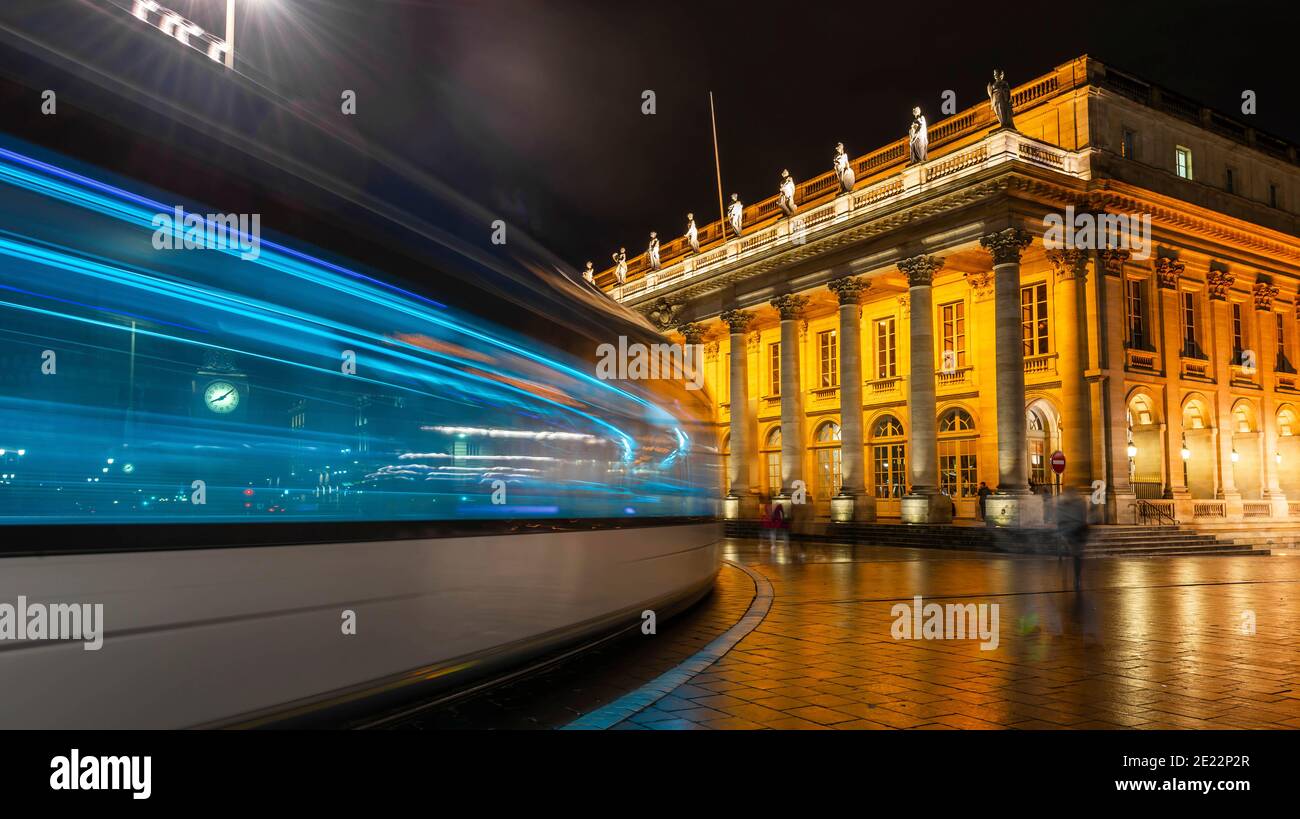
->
977, 481, 991, 521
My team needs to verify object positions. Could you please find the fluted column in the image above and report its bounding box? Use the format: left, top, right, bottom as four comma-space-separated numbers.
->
1049, 249, 1094, 491
898, 254, 951, 523
720, 309, 757, 519
770, 294, 808, 504
980, 228, 1040, 526
828, 276, 875, 522
1099, 248, 1135, 522
1254, 281, 1286, 514
1207, 268, 1241, 516
1153, 258, 1189, 501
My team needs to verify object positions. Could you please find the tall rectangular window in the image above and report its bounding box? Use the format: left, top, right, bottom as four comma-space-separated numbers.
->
1121, 129, 1136, 159
1181, 292, 1198, 357
818, 330, 838, 388
872, 444, 906, 499
1175, 146, 1193, 180
1232, 303, 1245, 359
1277, 312, 1289, 371
1225, 167, 1235, 194
1126, 279, 1147, 349
1021, 283, 1048, 356
768, 342, 780, 396
875, 317, 896, 378
1270, 183, 1280, 209
940, 301, 966, 368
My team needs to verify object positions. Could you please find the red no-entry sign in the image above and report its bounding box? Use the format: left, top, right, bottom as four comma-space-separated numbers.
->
1050, 450, 1066, 475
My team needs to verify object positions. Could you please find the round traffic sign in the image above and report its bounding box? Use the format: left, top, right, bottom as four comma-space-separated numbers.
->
1050, 450, 1066, 475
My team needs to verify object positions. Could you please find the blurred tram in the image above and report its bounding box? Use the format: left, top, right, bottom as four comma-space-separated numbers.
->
0, 21, 720, 728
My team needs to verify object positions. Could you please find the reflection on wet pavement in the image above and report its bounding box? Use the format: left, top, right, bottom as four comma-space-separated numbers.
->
404, 538, 1300, 729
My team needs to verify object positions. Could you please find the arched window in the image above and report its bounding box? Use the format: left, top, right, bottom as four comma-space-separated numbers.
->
872, 414, 904, 438
938, 408, 975, 433
1279, 407, 1298, 437
1234, 404, 1256, 433
762, 426, 782, 495
870, 414, 906, 499
1027, 407, 1048, 485
812, 421, 842, 500
937, 408, 977, 500
1130, 394, 1155, 426
1184, 401, 1206, 430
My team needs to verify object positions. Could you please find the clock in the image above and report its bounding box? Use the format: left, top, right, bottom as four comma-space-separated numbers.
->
203, 380, 241, 414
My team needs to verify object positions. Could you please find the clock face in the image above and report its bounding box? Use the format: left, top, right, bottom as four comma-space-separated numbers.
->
203, 380, 241, 414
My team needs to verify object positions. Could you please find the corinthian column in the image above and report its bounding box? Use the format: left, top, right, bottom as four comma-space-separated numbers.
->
720, 309, 757, 519
980, 228, 1041, 526
1048, 249, 1094, 493
770, 294, 808, 520
898, 254, 952, 524
828, 276, 876, 522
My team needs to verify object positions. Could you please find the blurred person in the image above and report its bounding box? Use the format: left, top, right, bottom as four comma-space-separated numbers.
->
977, 481, 991, 521
1055, 487, 1089, 590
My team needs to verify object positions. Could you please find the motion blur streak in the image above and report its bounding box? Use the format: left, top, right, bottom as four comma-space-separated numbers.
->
0, 139, 718, 524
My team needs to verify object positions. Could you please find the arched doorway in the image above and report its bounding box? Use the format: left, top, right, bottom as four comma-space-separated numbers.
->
1278, 405, 1300, 498
1026, 399, 1061, 493
1231, 400, 1262, 499
937, 407, 978, 518
811, 420, 842, 517
1181, 395, 1216, 499
761, 426, 782, 499
1126, 391, 1165, 499
870, 413, 906, 518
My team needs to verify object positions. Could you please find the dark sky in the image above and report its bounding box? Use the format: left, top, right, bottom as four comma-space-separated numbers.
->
26, 0, 1300, 269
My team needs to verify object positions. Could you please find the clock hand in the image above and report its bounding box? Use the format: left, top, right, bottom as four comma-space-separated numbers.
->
217, 389, 235, 401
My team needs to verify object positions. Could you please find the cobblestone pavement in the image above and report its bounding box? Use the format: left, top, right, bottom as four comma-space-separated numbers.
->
400, 538, 1300, 730
613, 539, 1300, 730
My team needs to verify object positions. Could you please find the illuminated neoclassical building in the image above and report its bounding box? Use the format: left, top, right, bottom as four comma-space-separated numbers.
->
592, 56, 1300, 526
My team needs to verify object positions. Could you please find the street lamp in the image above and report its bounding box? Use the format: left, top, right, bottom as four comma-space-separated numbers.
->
1231, 449, 1240, 463
1126, 440, 1138, 459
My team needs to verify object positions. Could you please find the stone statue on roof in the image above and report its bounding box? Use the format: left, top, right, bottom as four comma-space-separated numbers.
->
908, 106, 928, 164
988, 69, 1016, 130
833, 142, 855, 193
727, 193, 744, 237
777, 169, 796, 217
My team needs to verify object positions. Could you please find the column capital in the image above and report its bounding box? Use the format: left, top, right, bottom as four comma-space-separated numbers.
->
827, 276, 869, 305
719, 308, 755, 333
1098, 248, 1131, 275
1154, 257, 1185, 290
1253, 281, 1280, 311
676, 322, 706, 345
979, 228, 1032, 265
769, 293, 809, 320
898, 254, 944, 287
1047, 249, 1089, 281
1207, 268, 1235, 301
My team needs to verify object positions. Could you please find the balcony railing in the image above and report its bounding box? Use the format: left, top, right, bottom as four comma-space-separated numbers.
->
867, 376, 903, 396
937, 366, 973, 387
1193, 501, 1226, 518
1024, 353, 1057, 375
602, 128, 1089, 303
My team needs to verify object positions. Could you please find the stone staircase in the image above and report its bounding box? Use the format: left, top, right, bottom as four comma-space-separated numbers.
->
1083, 525, 1269, 557
724, 520, 1270, 557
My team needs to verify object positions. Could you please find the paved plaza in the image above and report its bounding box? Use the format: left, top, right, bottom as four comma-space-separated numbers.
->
410, 538, 1300, 730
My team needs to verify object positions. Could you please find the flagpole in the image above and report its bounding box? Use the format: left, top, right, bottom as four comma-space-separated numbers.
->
709, 92, 725, 236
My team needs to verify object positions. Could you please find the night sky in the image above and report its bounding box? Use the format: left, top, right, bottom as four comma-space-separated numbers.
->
13, 0, 1300, 270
